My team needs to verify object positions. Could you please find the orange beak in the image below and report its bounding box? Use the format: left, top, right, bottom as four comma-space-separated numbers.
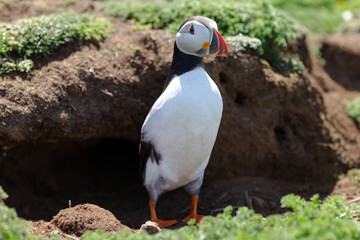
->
215, 30, 228, 56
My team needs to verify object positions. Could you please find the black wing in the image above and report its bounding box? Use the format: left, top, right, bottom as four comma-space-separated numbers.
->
139, 139, 161, 183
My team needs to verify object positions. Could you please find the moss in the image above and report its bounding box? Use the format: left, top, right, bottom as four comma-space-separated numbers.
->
0, 13, 113, 74
346, 95, 360, 124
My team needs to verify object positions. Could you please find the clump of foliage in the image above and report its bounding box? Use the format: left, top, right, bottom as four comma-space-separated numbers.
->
346, 95, 360, 124
101, 0, 303, 74
348, 168, 360, 186
225, 34, 263, 55
278, 56, 305, 75
82, 194, 360, 240
0, 13, 113, 74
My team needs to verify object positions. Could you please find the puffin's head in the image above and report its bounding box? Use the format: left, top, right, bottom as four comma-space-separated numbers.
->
176, 16, 228, 57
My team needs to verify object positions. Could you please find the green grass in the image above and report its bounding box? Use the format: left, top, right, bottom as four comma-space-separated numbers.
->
266, 0, 360, 34
0, 13, 113, 75
346, 95, 360, 124
101, 0, 303, 74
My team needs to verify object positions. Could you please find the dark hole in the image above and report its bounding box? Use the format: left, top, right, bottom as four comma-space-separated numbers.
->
274, 126, 286, 144
91, 139, 141, 191
235, 92, 246, 105
0, 139, 149, 227
219, 72, 228, 84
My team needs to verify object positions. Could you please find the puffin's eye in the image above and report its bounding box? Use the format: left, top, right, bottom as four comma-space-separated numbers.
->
189, 24, 195, 35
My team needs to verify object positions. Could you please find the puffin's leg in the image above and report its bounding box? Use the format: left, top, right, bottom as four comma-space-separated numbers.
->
182, 174, 205, 223
182, 195, 205, 223
144, 161, 178, 228
149, 201, 178, 228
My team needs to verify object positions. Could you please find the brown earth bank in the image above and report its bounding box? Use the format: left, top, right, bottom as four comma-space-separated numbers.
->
0, 0, 360, 238
321, 34, 360, 91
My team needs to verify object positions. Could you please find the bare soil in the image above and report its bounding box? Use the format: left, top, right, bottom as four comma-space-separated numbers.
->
0, 0, 360, 238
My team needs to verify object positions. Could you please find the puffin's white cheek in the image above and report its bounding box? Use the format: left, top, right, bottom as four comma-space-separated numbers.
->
176, 32, 203, 54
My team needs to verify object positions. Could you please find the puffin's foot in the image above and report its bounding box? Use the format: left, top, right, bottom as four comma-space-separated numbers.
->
151, 218, 178, 228
181, 195, 205, 224
182, 213, 205, 223
149, 201, 178, 228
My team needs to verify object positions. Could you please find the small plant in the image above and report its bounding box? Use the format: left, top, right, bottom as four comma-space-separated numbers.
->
279, 56, 305, 75
0, 186, 8, 200
346, 95, 360, 124
101, 0, 303, 73
225, 34, 263, 55
348, 169, 360, 186
0, 13, 113, 75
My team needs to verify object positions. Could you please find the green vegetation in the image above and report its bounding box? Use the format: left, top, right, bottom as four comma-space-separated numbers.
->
102, 0, 303, 74
348, 169, 360, 186
225, 34, 263, 55
82, 194, 360, 240
346, 95, 360, 124
0, 13, 113, 75
266, 0, 360, 34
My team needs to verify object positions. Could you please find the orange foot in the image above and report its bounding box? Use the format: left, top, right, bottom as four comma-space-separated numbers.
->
149, 201, 179, 228
181, 195, 205, 224
152, 218, 178, 228
182, 213, 205, 223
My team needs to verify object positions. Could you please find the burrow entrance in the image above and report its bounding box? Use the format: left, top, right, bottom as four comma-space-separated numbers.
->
0, 138, 152, 228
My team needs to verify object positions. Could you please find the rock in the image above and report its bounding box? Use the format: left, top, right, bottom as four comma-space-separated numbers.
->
138, 221, 161, 235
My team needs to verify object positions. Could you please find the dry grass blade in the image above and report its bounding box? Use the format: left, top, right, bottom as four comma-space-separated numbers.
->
345, 196, 360, 204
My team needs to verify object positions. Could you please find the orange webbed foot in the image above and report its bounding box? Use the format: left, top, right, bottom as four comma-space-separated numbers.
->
149, 201, 178, 228
152, 218, 178, 228
182, 213, 205, 223
181, 195, 205, 224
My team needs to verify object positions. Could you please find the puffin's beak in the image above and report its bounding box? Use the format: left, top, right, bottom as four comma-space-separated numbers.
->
215, 30, 228, 56
210, 29, 228, 56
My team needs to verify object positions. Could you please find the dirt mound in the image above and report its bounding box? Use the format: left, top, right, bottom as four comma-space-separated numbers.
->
29, 220, 64, 239
29, 204, 160, 238
50, 203, 132, 236
321, 34, 360, 90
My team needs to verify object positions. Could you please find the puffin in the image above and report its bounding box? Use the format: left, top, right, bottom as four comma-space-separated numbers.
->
139, 16, 228, 228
